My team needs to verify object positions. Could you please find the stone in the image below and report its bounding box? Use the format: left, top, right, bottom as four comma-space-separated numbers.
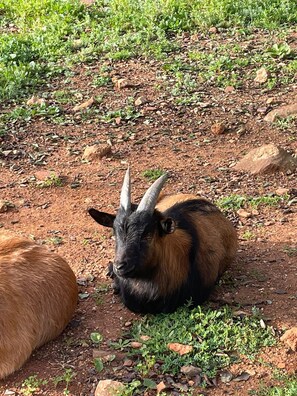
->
237, 209, 252, 218
82, 144, 112, 161
180, 365, 202, 378
113, 78, 129, 89
220, 370, 233, 383
264, 103, 297, 123
280, 327, 297, 351
211, 122, 226, 135
224, 85, 235, 93
95, 380, 125, 396
167, 343, 193, 355
26, 96, 45, 106
254, 67, 269, 83
275, 187, 289, 196
0, 200, 9, 213
130, 341, 142, 349
234, 144, 297, 175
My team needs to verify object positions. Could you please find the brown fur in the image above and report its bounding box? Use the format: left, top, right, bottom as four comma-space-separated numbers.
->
0, 235, 78, 379
154, 194, 237, 295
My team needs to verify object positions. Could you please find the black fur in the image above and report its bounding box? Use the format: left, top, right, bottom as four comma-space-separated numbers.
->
108, 199, 217, 313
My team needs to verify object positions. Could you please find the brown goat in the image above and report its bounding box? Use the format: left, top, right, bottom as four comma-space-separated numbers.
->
0, 235, 78, 379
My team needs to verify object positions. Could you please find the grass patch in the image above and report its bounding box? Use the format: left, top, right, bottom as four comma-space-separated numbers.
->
142, 169, 166, 181
216, 193, 288, 211
1, 0, 297, 100
250, 374, 297, 396
126, 305, 275, 378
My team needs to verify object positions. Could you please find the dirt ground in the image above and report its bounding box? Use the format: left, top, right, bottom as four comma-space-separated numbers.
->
0, 32, 296, 396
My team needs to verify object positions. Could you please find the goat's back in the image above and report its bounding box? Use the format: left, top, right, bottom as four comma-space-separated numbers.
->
0, 235, 78, 379
156, 193, 237, 291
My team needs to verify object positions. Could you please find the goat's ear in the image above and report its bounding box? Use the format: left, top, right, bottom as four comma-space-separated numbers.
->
88, 208, 115, 228
160, 217, 176, 234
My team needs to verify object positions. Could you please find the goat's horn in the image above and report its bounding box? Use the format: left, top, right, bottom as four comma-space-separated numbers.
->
120, 167, 131, 212
137, 173, 168, 214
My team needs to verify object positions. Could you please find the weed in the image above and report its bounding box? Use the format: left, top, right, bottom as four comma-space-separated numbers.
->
266, 43, 295, 60
274, 116, 296, 131
242, 230, 255, 240
52, 368, 74, 396
36, 173, 63, 188
142, 169, 165, 181
250, 373, 297, 396
46, 236, 63, 246
283, 245, 297, 257
93, 283, 110, 305
21, 375, 47, 396
129, 305, 275, 378
90, 332, 103, 344
216, 194, 288, 211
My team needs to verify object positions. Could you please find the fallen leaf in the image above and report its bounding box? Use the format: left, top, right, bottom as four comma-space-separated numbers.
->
73, 96, 95, 112
156, 381, 166, 394
167, 343, 193, 355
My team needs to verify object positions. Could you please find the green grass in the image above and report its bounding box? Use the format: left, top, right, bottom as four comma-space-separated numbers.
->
1, 0, 297, 100
216, 193, 288, 211
142, 169, 166, 181
250, 374, 297, 396
125, 305, 275, 378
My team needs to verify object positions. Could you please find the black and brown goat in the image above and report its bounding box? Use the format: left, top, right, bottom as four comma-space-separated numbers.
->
0, 234, 78, 379
89, 169, 237, 314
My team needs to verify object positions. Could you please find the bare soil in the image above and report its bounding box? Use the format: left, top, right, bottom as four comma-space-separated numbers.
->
0, 32, 296, 396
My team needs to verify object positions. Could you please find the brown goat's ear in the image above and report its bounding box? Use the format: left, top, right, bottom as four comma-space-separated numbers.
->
88, 208, 115, 228
160, 218, 176, 234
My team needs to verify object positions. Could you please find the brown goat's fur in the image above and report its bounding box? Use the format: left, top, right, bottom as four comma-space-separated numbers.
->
0, 235, 78, 379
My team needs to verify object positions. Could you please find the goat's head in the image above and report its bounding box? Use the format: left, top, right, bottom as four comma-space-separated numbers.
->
88, 169, 176, 278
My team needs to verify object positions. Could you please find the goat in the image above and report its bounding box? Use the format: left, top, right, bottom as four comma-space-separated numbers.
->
89, 169, 237, 314
0, 234, 78, 379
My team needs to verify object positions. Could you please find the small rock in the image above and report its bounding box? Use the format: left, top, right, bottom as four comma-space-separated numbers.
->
130, 341, 142, 349
275, 187, 289, 196
233, 372, 251, 382
123, 359, 134, 367
266, 97, 275, 104
73, 96, 95, 112
26, 96, 46, 106
180, 365, 202, 378
254, 67, 269, 83
93, 350, 114, 362
234, 144, 297, 175
139, 335, 151, 341
124, 321, 132, 327
4, 391, 15, 396
0, 200, 9, 213
211, 122, 226, 135
82, 144, 112, 161
209, 26, 218, 33
280, 327, 297, 351
167, 343, 193, 355
264, 102, 297, 122
220, 370, 233, 383
95, 380, 125, 396
225, 85, 235, 93
135, 96, 147, 106
237, 209, 252, 218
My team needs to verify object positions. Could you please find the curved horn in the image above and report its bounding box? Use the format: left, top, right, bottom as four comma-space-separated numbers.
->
137, 173, 168, 214
120, 167, 131, 212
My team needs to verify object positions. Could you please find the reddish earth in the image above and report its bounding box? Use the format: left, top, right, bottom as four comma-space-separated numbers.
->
0, 36, 296, 395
